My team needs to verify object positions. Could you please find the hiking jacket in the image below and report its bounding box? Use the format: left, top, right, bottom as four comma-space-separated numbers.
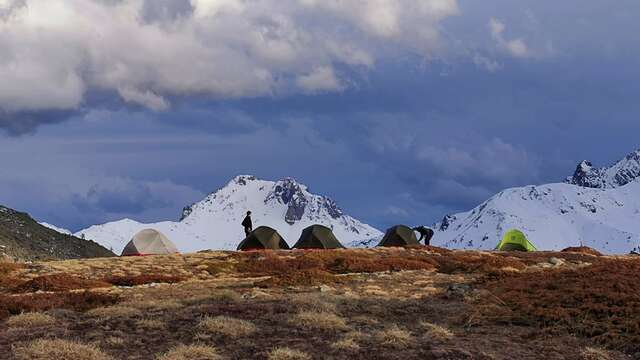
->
242, 215, 252, 229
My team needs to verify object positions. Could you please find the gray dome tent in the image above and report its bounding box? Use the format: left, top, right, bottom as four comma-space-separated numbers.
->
121, 229, 179, 256
293, 225, 345, 249
377, 225, 420, 247
237, 226, 290, 251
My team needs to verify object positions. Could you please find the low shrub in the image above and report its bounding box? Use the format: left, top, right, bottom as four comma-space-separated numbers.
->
257, 269, 338, 287
0, 291, 120, 320
103, 274, 185, 287
479, 259, 640, 354
434, 252, 527, 274
13, 274, 111, 293
561, 246, 602, 256
0, 261, 22, 275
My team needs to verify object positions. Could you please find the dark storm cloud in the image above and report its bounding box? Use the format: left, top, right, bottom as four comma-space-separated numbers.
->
73, 182, 170, 214
0, 110, 79, 136
1, 0, 640, 233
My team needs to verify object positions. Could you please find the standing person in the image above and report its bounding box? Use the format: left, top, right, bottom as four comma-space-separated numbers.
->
412, 226, 434, 246
242, 211, 253, 237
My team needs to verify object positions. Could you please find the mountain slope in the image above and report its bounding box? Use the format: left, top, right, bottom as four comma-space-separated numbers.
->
77, 176, 382, 254
0, 206, 115, 261
39, 222, 72, 235
434, 150, 640, 254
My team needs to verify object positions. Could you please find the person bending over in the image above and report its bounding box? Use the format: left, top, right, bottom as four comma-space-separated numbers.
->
413, 225, 434, 246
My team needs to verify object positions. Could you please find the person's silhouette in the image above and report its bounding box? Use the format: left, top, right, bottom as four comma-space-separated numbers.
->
241, 211, 253, 237
412, 226, 434, 245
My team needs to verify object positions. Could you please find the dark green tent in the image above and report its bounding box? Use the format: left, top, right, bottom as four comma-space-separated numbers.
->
237, 226, 290, 251
377, 225, 420, 247
293, 225, 345, 249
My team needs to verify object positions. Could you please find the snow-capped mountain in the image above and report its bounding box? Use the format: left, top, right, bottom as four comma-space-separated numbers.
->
565, 150, 640, 189
76, 175, 382, 254
433, 150, 640, 254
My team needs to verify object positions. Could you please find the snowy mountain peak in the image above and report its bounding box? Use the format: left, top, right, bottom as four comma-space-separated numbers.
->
565, 149, 640, 189
78, 175, 382, 253
434, 148, 640, 254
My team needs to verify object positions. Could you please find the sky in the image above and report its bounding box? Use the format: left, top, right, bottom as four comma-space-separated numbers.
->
1, 0, 639, 232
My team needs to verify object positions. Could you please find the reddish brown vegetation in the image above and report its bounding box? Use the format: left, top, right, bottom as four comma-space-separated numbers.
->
561, 246, 603, 256
13, 274, 111, 293
480, 259, 640, 354
433, 252, 527, 274
103, 274, 186, 287
256, 269, 339, 287
0, 291, 120, 320
0, 262, 23, 292
236, 250, 438, 287
0, 261, 22, 275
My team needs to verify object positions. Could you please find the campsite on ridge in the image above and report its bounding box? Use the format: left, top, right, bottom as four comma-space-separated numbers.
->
2, 0, 640, 358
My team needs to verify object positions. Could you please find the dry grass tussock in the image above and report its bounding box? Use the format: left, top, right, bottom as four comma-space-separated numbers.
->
290, 310, 348, 331
86, 305, 141, 319
157, 344, 221, 360
332, 331, 364, 351
420, 321, 454, 340
289, 293, 338, 313
136, 318, 166, 330
13, 339, 113, 360
104, 336, 125, 347
375, 325, 414, 349
5, 312, 55, 328
581, 347, 613, 360
181, 290, 242, 306
123, 299, 182, 310
0, 291, 120, 320
198, 316, 256, 337
267, 347, 311, 360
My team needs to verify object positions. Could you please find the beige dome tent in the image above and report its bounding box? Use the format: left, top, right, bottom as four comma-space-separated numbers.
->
121, 229, 179, 256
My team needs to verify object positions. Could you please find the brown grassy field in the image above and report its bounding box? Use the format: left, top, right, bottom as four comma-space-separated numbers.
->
0, 247, 636, 359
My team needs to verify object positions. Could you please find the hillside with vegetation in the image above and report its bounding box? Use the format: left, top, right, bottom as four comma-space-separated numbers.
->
0, 247, 635, 359
0, 206, 114, 261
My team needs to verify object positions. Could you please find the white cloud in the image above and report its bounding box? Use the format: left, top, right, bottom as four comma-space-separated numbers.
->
296, 66, 343, 93
489, 18, 531, 58
0, 0, 459, 113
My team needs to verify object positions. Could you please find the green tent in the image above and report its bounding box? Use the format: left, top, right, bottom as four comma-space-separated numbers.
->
495, 229, 536, 252
237, 226, 290, 251
377, 225, 420, 247
293, 225, 345, 249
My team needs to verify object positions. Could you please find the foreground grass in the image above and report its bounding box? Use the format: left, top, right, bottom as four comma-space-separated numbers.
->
0, 248, 634, 359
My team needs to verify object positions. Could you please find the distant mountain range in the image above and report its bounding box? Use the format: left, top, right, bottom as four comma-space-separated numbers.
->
432, 149, 640, 254
75, 176, 382, 254
0, 206, 114, 261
